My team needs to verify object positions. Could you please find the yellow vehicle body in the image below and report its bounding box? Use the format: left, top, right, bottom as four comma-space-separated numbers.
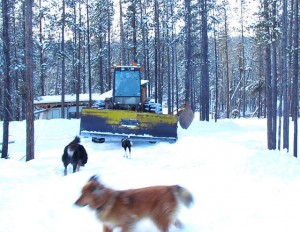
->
80, 108, 178, 143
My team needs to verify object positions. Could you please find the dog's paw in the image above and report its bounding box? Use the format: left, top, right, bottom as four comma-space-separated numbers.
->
174, 219, 183, 229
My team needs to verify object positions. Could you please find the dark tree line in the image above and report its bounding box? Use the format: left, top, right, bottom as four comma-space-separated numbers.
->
1, 0, 299, 159
255, 0, 299, 157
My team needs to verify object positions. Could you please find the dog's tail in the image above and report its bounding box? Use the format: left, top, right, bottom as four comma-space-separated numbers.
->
174, 185, 194, 208
78, 144, 88, 165
71, 136, 81, 144
67, 136, 81, 154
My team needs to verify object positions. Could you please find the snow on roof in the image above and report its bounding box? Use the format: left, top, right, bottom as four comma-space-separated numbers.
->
34, 90, 112, 105
34, 80, 148, 105
141, 80, 148, 85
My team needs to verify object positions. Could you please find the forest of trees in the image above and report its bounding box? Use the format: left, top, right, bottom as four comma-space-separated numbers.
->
1, 0, 299, 160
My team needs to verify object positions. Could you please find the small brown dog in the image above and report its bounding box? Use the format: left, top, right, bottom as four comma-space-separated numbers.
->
74, 176, 193, 232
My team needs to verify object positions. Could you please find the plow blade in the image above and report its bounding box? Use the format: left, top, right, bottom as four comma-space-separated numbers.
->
178, 103, 194, 129
80, 108, 178, 143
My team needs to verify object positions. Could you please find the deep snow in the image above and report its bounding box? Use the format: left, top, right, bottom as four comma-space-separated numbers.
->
1, 115, 300, 232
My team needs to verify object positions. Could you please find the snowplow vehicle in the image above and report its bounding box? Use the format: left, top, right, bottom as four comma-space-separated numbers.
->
79, 63, 179, 143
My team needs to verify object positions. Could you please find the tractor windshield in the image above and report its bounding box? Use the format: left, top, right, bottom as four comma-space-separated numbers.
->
114, 70, 140, 97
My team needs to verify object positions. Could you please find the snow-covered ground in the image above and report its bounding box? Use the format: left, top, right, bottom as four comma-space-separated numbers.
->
1, 115, 300, 232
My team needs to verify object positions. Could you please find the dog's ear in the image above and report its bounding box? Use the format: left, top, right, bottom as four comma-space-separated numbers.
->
89, 175, 99, 182
88, 175, 106, 191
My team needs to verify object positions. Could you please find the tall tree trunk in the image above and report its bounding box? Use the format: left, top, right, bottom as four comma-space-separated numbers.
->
20, 3, 26, 121
200, 0, 209, 121
165, 2, 171, 114
39, 0, 45, 96
76, 2, 82, 119
107, 4, 112, 90
146, 23, 151, 98
292, 0, 298, 157
99, 28, 104, 93
264, 0, 275, 150
154, 0, 161, 103
282, 0, 289, 151
224, 7, 230, 118
175, 48, 179, 112
184, 0, 192, 105
1, 0, 12, 159
288, 0, 294, 118
129, 1, 137, 62
24, 0, 35, 161
86, 0, 92, 107
61, 0, 66, 118
213, 11, 219, 122
271, 0, 277, 149
119, 0, 126, 65
240, 0, 246, 117
170, 2, 176, 113
82, 34, 86, 94
12, 8, 22, 121
139, 0, 148, 84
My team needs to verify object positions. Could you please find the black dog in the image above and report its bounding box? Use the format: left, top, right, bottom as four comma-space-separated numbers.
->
121, 138, 132, 159
62, 136, 88, 175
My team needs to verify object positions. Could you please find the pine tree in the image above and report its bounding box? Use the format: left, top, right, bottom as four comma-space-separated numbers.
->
1, 0, 12, 159
24, 0, 35, 161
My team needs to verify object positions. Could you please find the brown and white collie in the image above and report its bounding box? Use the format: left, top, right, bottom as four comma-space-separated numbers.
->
74, 176, 194, 232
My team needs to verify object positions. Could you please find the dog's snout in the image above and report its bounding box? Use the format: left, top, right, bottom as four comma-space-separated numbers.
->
74, 196, 85, 207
